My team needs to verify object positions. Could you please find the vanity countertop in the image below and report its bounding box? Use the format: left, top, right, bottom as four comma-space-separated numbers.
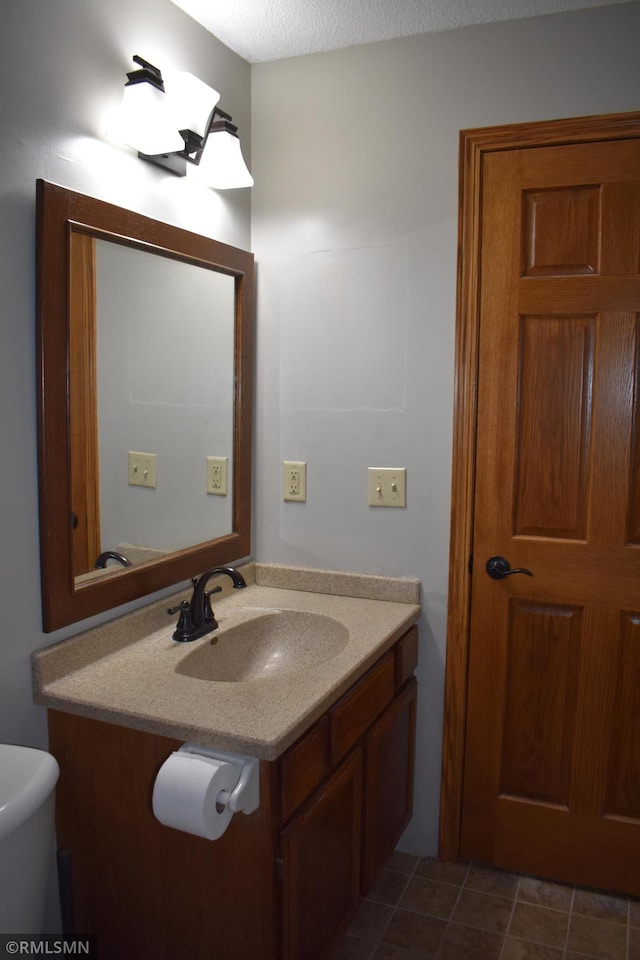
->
32, 564, 420, 760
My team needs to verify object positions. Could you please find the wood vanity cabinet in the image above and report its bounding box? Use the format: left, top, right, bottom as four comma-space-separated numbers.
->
47, 624, 417, 960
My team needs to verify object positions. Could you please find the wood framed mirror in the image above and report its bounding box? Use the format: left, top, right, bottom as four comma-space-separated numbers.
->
36, 180, 254, 631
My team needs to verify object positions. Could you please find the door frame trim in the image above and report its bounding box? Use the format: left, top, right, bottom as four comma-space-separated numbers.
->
438, 109, 640, 861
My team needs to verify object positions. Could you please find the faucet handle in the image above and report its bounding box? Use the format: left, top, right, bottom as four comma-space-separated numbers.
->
167, 600, 196, 642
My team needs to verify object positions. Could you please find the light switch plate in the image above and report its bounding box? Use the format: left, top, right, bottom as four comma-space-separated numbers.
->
368, 467, 406, 507
206, 456, 228, 496
283, 461, 307, 502
128, 451, 157, 489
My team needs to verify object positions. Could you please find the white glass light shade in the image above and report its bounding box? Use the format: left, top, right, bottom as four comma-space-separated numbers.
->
114, 82, 183, 155
165, 72, 220, 138
198, 130, 254, 189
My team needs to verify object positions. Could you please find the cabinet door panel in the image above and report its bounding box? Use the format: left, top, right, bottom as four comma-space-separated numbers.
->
280, 748, 362, 960
362, 679, 417, 891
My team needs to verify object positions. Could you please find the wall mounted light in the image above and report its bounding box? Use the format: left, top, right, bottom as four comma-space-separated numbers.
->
113, 55, 253, 189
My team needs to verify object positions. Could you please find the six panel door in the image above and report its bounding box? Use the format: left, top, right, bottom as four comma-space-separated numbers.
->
461, 138, 640, 896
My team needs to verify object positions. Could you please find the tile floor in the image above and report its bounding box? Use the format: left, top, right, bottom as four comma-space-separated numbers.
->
330, 855, 639, 960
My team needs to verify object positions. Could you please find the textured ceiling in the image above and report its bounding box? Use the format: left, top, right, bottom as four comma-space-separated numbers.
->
169, 0, 629, 62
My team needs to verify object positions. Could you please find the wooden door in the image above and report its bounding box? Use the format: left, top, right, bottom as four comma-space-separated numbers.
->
456, 129, 640, 896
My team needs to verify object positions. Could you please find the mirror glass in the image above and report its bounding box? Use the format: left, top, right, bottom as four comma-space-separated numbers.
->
72, 234, 235, 580
37, 180, 254, 631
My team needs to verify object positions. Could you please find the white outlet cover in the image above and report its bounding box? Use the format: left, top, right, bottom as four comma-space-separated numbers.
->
283, 460, 307, 502
206, 456, 228, 496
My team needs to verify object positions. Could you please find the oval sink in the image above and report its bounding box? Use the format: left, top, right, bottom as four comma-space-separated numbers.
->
175, 610, 349, 682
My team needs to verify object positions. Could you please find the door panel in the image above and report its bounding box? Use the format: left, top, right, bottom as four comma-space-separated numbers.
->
514, 315, 594, 539
604, 611, 640, 821
629, 322, 640, 542
500, 601, 581, 806
460, 135, 640, 895
522, 185, 602, 277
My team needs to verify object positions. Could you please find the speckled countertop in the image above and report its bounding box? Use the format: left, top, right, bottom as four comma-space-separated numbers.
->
32, 563, 420, 760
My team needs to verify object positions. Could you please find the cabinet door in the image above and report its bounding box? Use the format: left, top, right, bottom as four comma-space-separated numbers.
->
362, 679, 417, 891
280, 748, 362, 960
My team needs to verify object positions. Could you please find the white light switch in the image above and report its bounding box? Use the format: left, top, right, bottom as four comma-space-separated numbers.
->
283, 461, 307, 502
368, 467, 406, 507
206, 456, 228, 496
128, 451, 157, 489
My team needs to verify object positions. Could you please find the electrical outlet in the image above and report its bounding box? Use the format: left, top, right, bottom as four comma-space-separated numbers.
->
283, 461, 307, 502
368, 467, 406, 507
206, 456, 228, 496
128, 451, 157, 489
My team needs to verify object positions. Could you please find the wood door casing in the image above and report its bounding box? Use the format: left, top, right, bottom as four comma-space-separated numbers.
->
440, 111, 640, 896
69, 232, 101, 576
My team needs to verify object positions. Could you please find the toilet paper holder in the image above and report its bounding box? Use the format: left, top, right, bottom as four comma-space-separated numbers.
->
176, 743, 260, 815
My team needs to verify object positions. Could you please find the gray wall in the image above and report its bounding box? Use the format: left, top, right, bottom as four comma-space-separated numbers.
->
0, 0, 250, 751
250, 1, 640, 854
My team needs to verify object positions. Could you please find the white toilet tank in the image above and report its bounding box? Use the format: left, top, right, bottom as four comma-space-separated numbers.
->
0, 744, 60, 934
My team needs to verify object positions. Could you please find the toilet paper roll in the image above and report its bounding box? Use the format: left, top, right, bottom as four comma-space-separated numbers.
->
152, 751, 240, 840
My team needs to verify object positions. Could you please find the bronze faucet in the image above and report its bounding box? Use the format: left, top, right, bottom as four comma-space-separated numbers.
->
168, 566, 247, 642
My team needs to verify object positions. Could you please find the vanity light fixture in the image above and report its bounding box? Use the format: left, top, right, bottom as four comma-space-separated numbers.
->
114, 55, 253, 189
114, 55, 184, 156
193, 110, 254, 189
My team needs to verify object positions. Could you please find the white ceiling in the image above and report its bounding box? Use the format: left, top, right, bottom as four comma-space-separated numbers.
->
169, 0, 629, 63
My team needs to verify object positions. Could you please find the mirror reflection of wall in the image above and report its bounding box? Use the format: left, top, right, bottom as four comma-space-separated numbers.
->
70, 233, 235, 579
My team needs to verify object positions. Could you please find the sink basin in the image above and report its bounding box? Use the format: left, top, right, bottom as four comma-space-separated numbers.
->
175, 610, 349, 682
